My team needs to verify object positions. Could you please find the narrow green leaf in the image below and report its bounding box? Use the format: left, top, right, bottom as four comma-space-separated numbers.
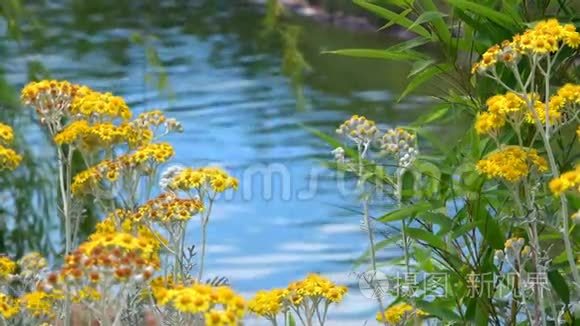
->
473, 200, 505, 250
422, 212, 453, 235
324, 49, 424, 62
409, 59, 436, 77
378, 201, 432, 223
548, 269, 570, 304
388, 37, 430, 51
398, 64, 451, 102
408, 11, 448, 31
416, 299, 461, 321
447, 0, 521, 30
406, 227, 446, 250
418, 0, 451, 43
353, 0, 432, 39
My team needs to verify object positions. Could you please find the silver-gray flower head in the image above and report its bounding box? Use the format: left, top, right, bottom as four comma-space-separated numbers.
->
379, 128, 418, 168
336, 115, 378, 145
159, 164, 185, 190
331, 147, 345, 163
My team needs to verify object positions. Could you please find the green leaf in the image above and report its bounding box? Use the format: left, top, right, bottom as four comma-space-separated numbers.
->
414, 247, 435, 272
378, 201, 432, 223
414, 160, 441, 196
416, 299, 461, 321
548, 269, 570, 304
388, 37, 430, 51
451, 222, 477, 238
473, 201, 505, 250
418, 0, 451, 44
422, 212, 453, 235
354, 236, 402, 267
353, 0, 432, 39
409, 59, 436, 77
408, 11, 448, 31
324, 48, 424, 62
406, 227, 446, 250
397, 64, 451, 102
447, 0, 522, 31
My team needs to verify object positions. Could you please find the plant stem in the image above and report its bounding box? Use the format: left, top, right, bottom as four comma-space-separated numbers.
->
356, 142, 387, 325
197, 196, 214, 282
397, 169, 410, 274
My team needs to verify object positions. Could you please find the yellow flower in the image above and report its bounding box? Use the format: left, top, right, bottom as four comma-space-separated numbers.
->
323, 285, 348, 303
0, 293, 19, 319
169, 166, 238, 193
0, 123, 14, 145
376, 303, 427, 324
70, 89, 132, 121
476, 146, 548, 182
562, 24, 580, 48
473, 20, 578, 74
53, 120, 90, 145
0, 145, 22, 171
74, 287, 101, 302
0, 256, 16, 278
474, 112, 505, 136
21, 291, 57, 318
555, 83, 580, 105
549, 165, 580, 196
21, 80, 85, 119
205, 310, 228, 326
248, 288, 288, 318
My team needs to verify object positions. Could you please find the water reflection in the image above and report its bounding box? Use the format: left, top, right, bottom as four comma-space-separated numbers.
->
1, 0, 434, 322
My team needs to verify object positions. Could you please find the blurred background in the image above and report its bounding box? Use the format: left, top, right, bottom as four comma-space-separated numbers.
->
0, 1, 439, 323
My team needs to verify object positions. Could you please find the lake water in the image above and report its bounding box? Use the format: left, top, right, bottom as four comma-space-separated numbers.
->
2, 1, 434, 324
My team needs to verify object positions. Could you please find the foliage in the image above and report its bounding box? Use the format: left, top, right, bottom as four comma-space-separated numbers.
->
320, 6, 580, 324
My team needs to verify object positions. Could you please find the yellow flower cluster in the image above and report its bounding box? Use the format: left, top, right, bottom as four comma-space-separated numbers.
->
549, 165, 580, 195
136, 193, 204, 223
287, 273, 348, 304
504, 237, 525, 251
248, 274, 347, 319
54, 120, 152, 150
71, 143, 174, 195
21, 80, 84, 119
248, 288, 288, 319
93, 210, 167, 247
0, 145, 22, 171
0, 293, 19, 319
336, 115, 378, 144
0, 256, 16, 279
169, 167, 238, 193
151, 280, 246, 325
553, 83, 580, 108
476, 146, 548, 182
37, 232, 159, 310
81, 231, 161, 260
0, 122, 22, 171
472, 19, 579, 74
376, 303, 427, 324
70, 89, 131, 121
126, 142, 174, 165
20, 291, 59, 318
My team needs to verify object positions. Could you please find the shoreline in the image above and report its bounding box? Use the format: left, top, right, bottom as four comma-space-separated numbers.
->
247, 0, 414, 37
